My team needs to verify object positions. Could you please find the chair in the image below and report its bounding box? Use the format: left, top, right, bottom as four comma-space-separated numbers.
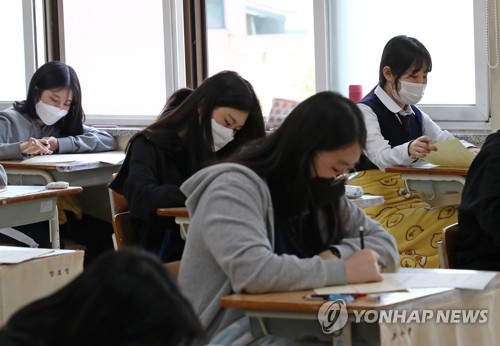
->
107, 174, 180, 278
109, 173, 133, 250
441, 223, 460, 269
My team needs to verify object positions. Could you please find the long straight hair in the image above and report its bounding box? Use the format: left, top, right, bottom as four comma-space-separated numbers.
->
229, 91, 366, 249
14, 61, 85, 136
137, 70, 265, 175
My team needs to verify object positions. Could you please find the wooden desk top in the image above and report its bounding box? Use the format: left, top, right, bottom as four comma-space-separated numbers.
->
157, 207, 189, 218
0, 186, 83, 205
220, 269, 500, 314
156, 194, 384, 218
0, 151, 125, 172
385, 165, 468, 176
220, 287, 455, 313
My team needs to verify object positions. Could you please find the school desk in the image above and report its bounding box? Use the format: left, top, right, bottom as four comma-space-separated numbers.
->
220, 268, 500, 345
0, 185, 83, 248
0, 151, 125, 186
0, 151, 125, 221
385, 164, 468, 207
156, 195, 385, 240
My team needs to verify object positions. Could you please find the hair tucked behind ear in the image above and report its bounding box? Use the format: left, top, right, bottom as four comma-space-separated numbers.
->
14, 61, 85, 136
378, 35, 432, 88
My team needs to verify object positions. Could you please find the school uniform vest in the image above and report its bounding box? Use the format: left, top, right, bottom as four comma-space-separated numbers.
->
356, 93, 424, 170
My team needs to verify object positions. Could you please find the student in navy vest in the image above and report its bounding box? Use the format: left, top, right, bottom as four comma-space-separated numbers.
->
350, 36, 478, 268
357, 35, 477, 171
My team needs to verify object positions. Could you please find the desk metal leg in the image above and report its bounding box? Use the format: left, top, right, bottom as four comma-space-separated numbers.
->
333, 319, 352, 346
49, 205, 60, 249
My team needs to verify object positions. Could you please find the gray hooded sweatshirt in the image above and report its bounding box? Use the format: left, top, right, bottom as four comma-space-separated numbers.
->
179, 163, 398, 340
0, 108, 116, 160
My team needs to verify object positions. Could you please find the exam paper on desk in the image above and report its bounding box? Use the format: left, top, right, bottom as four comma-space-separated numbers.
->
314, 277, 407, 295
314, 269, 496, 295
21, 151, 125, 165
424, 138, 475, 167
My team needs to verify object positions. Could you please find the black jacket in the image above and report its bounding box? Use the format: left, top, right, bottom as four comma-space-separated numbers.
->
109, 134, 188, 261
456, 130, 500, 270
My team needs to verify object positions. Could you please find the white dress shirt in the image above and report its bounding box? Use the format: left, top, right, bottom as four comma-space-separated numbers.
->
358, 86, 472, 171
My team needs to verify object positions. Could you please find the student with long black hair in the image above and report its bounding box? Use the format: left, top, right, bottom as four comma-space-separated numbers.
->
178, 91, 398, 344
109, 71, 265, 261
0, 61, 116, 261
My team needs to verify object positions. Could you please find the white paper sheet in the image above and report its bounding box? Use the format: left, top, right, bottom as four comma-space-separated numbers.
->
0, 247, 55, 264
21, 151, 125, 165
382, 269, 496, 290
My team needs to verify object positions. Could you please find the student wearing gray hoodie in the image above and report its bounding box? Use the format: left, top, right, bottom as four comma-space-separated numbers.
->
178, 91, 398, 344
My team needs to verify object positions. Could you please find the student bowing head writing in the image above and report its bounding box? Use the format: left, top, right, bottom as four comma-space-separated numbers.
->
357, 35, 477, 171
178, 91, 398, 341
0, 61, 116, 160
108, 71, 265, 262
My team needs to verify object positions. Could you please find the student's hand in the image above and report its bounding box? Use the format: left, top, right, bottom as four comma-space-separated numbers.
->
41, 136, 59, 153
468, 147, 480, 155
344, 249, 383, 284
20, 137, 53, 156
408, 136, 437, 159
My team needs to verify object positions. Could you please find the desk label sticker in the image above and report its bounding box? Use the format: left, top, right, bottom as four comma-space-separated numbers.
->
40, 200, 53, 213
317, 299, 348, 334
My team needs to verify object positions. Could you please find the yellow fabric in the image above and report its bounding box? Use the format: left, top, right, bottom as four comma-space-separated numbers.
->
57, 195, 83, 225
351, 169, 457, 268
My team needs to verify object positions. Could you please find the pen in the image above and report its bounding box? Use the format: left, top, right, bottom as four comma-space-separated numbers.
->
303, 294, 365, 302
359, 226, 365, 249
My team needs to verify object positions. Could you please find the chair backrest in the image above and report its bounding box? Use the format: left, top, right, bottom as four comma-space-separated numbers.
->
112, 211, 135, 249
109, 173, 132, 250
442, 223, 460, 269
109, 173, 128, 216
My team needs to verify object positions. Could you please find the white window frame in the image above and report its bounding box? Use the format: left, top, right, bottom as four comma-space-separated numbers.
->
0, 0, 38, 111
83, 0, 186, 126
313, 0, 490, 131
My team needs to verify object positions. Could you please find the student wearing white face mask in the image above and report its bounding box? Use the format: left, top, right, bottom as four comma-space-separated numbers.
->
0, 61, 116, 262
109, 71, 265, 261
351, 35, 478, 268
356, 35, 477, 171
0, 61, 116, 160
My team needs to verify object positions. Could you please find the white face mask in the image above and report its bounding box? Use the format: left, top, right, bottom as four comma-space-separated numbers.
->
36, 101, 68, 125
211, 119, 234, 151
392, 80, 426, 105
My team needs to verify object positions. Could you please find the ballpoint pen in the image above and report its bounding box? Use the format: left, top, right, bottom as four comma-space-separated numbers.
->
303, 294, 365, 303
359, 226, 365, 249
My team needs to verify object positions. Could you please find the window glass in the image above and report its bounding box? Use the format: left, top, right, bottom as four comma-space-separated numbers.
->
63, 0, 166, 118
205, 0, 315, 116
326, 0, 487, 122
0, 1, 27, 103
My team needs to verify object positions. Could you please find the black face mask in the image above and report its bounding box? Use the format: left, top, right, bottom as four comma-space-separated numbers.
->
309, 177, 346, 207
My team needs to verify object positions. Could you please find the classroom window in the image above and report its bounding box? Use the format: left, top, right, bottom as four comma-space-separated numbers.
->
319, 0, 489, 125
61, 0, 185, 125
205, 0, 316, 117
0, 0, 46, 110
1, 0, 490, 129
